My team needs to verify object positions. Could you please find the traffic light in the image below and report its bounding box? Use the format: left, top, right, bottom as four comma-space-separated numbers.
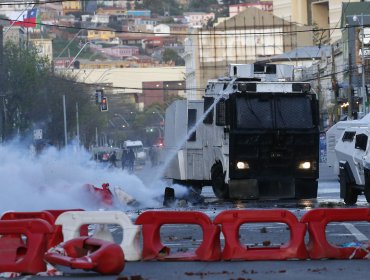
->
100, 97, 108, 111
95, 89, 103, 104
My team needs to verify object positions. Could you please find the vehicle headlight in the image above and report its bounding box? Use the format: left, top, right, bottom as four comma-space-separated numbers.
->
236, 161, 250, 170
298, 161, 311, 170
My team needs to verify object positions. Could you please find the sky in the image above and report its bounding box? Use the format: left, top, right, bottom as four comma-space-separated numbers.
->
0, 139, 180, 214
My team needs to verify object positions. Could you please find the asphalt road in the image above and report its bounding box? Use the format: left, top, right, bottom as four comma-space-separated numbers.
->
9, 163, 370, 280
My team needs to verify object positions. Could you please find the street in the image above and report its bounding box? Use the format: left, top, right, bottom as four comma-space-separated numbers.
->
23, 162, 370, 280
117, 163, 369, 280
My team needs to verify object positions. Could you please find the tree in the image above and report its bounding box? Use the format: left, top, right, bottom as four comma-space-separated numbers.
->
2, 42, 105, 147
312, 22, 329, 46
162, 48, 185, 66
188, 0, 218, 12
136, 0, 183, 16
221, 0, 244, 5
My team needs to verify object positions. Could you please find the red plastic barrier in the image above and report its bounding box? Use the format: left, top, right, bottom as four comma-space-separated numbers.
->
301, 208, 370, 259
1, 211, 58, 249
214, 210, 308, 260
1, 210, 88, 249
44, 237, 125, 275
1, 211, 55, 224
0, 219, 54, 274
135, 211, 221, 261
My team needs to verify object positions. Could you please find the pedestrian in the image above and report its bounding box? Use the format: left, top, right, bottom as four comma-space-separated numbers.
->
149, 146, 158, 167
121, 149, 128, 170
109, 151, 117, 168
127, 148, 135, 172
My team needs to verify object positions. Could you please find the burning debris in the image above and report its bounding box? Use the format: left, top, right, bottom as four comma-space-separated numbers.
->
85, 183, 139, 208
162, 186, 205, 208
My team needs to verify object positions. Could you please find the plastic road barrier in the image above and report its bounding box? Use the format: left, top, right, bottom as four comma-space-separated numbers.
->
1, 210, 88, 250
135, 211, 221, 261
1, 211, 55, 224
44, 237, 124, 275
301, 208, 370, 259
55, 211, 141, 261
1, 211, 58, 249
214, 210, 309, 260
0, 219, 53, 274
44, 209, 88, 247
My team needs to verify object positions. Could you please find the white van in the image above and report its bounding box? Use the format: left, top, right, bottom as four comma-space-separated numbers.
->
123, 140, 146, 165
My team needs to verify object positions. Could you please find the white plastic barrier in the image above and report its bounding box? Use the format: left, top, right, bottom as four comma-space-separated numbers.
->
55, 211, 141, 261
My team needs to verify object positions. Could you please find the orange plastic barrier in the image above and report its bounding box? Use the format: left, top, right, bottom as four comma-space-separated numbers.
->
214, 210, 308, 260
135, 211, 221, 261
0, 219, 54, 274
301, 208, 370, 259
44, 237, 125, 275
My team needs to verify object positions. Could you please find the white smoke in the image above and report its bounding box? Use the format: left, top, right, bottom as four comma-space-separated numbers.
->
0, 140, 172, 214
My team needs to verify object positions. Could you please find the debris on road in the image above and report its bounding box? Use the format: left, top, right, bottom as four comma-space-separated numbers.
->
163, 187, 175, 207
114, 186, 137, 206
260, 227, 268, 233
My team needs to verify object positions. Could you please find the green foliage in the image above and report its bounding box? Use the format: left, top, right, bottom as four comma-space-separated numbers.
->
1, 42, 105, 147
162, 48, 185, 66
222, 0, 244, 5
188, 0, 219, 12
312, 22, 329, 46
52, 37, 94, 59
136, 0, 183, 16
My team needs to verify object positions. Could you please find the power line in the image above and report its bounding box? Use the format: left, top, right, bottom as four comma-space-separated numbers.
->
0, 0, 99, 5
0, 16, 360, 37
61, 63, 366, 92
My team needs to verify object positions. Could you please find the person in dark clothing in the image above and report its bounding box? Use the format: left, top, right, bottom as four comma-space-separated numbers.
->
109, 151, 117, 167
127, 148, 135, 172
121, 149, 128, 170
149, 146, 159, 167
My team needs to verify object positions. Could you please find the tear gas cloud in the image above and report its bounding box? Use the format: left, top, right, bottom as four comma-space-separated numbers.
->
0, 140, 182, 214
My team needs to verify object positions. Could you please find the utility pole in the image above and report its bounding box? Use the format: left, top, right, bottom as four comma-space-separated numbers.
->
76, 102, 80, 146
349, 52, 353, 119
331, 44, 339, 123
360, 14, 367, 114
63, 94, 68, 146
317, 63, 322, 127
95, 127, 98, 147
0, 25, 4, 142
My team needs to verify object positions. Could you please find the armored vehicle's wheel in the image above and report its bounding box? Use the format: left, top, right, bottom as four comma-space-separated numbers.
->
364, 168, 370, 203
211, 163, 229, 199
340, 173, 358, 205
364, 183, 370, 203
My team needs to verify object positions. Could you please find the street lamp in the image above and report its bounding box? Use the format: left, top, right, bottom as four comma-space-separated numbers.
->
353, 14, 367, 114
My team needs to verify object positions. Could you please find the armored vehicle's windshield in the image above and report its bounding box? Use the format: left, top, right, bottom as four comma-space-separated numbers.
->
235, 95, 314, 129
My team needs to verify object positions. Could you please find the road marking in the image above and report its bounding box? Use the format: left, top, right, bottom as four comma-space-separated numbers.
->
342, 223, 368, 241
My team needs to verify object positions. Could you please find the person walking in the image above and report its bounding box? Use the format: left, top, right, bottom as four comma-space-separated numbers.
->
149, 145, 159, 167
121, 149, 128, 170
109, 151, 117, 168
127, 148, 136, 172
